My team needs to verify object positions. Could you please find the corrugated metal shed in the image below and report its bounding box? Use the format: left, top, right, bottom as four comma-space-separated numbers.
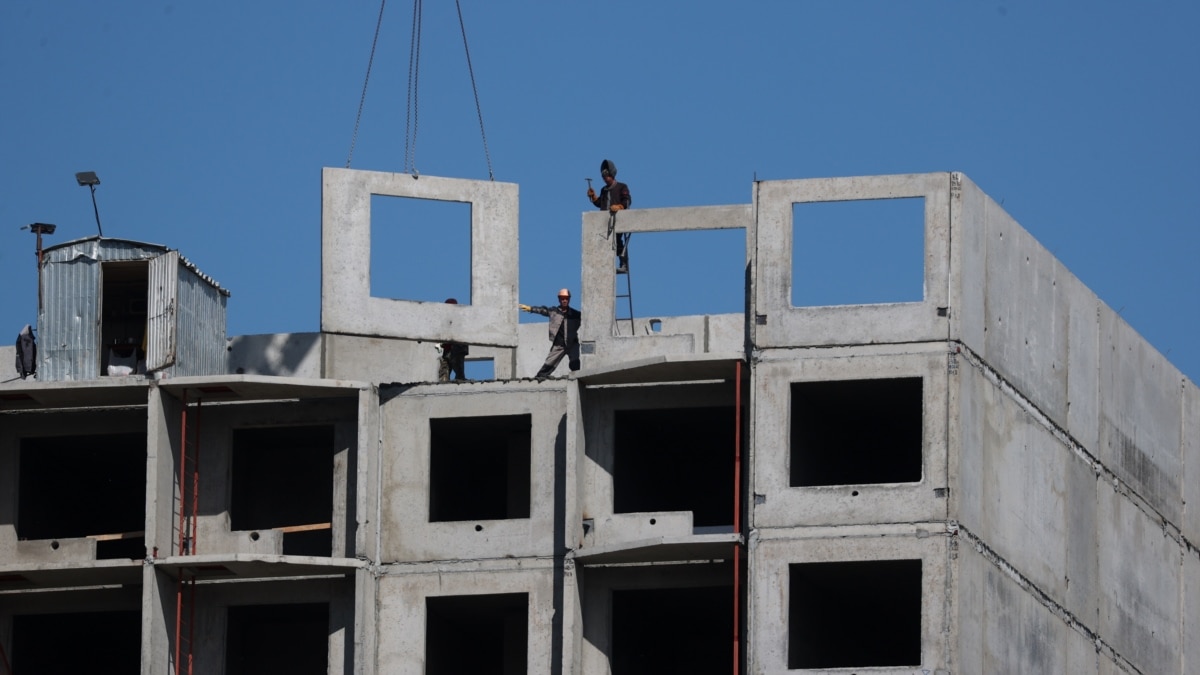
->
37, 236, 230, 381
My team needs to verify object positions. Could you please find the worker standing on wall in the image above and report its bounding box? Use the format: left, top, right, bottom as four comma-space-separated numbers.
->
520, 289, 582, 378
438, 298, 469, 382
588, 159, 632, 272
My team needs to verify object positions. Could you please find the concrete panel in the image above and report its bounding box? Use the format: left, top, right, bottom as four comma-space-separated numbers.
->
227, 332, 324, 378
747, 529, 950, 673
378, 381, 566, 562
578, 381, 736, 530
1096, 483, 1181, 674
1185, 551, 1200, 675
979, 194, 1070, 428
1098, 307, 1184, 524
579, 204, 751, 368
1184, 380, 1200, 545
321, 168, 519, 347
960, 358, 1071, 601
1065, 274, 1102, 453
753, 173, 952, 348
751, 347, 950, 528
375, 562, 559, 674
949, 172, 987, 352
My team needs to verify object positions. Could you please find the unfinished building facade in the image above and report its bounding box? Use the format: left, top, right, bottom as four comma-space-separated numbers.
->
1, 169, 1196, 674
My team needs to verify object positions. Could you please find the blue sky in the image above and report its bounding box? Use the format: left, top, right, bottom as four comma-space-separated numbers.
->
2, 2, 1197, 383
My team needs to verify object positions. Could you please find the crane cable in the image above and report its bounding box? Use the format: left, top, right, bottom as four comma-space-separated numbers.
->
346, 0, 388, 168
346, 0, 494, 181
456, 0, 494, 181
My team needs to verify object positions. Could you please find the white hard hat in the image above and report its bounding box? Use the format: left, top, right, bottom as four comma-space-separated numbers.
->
557, 288, 571, 297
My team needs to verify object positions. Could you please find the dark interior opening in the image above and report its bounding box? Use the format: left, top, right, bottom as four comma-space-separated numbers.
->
100, 261, 149, 375
429, 415, 531, 522
426, 593, 528, 675
614, 406, 736, 528
231, 426, 335, 556
226, 603, 329, 675
790, 377, 923, 487
788, 559, 922, 669
12, 610, 141, 673
17, 433, 146, 560
612, 585, 732, 675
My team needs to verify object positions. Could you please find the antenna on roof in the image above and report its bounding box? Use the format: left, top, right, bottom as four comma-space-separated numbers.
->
75, 171, 104, 237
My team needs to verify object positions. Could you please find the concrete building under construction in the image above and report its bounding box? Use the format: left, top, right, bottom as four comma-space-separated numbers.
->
1, 170, 1196, 674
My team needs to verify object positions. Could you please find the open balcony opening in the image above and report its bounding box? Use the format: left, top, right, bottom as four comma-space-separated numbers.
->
790, 377, 923, 487
788, 559, 922, 669
17, 433, 146, 560
614, 406, 735, 529
429, 414, 532, 522
611, 585, 732, 674
426, 593, 528, 674
226, 603, 330, 675
231, 425, 335, 556
12, 610, 141, 672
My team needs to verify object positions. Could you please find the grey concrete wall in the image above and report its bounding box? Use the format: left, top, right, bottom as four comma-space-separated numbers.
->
747, 528, 951, 673
579, 204, 752, 369
321, 168, 520, 347
377, 380, 572, 562
227, 332, 324, 378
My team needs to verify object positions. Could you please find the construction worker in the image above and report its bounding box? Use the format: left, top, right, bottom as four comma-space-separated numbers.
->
588, 159, 632, 272
437, 298, 468, 382
520, 288, 582, 378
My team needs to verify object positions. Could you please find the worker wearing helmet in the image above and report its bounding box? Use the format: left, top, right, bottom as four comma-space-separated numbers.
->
587, 159, 632, 272
437, 298, 469, 382
519, 288, 582, 378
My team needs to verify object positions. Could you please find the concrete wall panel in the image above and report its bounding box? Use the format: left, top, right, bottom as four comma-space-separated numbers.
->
227, 332, 324, 378
751, 348, 950, 529
321, 168, 519, 347
753, 173, 952, 349
379, 382, 566, 562
1098, 307, 1184, 524
375, 563, 558, 674
1184, 380, 1200, 544
1096, 483, 1181, 674
748, 530, 950, 674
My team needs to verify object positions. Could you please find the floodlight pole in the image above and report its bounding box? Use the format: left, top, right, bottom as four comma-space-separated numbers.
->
88, 183, 104, 237
25, 222, 57, 313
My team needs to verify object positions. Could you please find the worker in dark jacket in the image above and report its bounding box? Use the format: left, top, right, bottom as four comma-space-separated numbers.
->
520, 288, 582, 378
437, 298, 469, 381
15, 324, 36, 380
588, 159, 632, 272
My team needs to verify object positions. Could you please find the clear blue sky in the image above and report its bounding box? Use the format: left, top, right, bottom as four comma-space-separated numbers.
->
2, 2, 1197, 384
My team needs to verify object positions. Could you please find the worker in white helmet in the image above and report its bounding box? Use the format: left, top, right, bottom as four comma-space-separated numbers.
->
520, 288, 582, 378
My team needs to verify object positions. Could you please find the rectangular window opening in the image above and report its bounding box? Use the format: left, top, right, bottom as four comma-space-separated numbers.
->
620, 229, 745, 320
226, 603, 330, 675
231, 426, 335, 556
465, 357, 494, 381
12, 610, 141, 672
614, 406, 736, 529
790, 378, 923, 487
370, 194, 471, 303
426, 593, 528, 674
429, 415, 532, 522
789, 559, 922, 669
612, 585, 732, 674
792, 198, 924, 307
17, 433, 147, 560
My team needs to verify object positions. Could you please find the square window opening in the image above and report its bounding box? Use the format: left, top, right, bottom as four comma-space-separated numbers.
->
429, 415, 531, 522
465, 357, 494, 381
426, 593, 528, 674
614, 406, 736, 529
612, 585, 732, 674
17, 434, 146, 560
789, 559, 922, 669
231, 426, 335, 556
370, 194, 471, 302
12, 610, 141, 672
790, 377, 923, 487
791, 198, 924, 307
226, 603, 330, 675
621, 230, 745, 319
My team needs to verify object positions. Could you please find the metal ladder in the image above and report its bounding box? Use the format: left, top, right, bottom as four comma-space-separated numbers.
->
613, 222, 635, 335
